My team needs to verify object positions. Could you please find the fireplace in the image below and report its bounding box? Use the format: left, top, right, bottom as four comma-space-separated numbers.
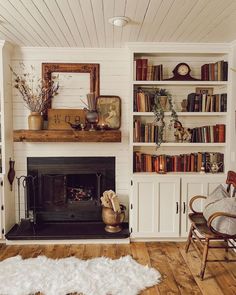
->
6, 156, 129, 240
27, 157, 115, 223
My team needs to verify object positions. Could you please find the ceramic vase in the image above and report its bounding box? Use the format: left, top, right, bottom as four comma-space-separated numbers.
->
28, 112, 43, 130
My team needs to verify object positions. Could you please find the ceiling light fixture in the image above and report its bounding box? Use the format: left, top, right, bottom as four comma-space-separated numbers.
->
108, 16, 130, 27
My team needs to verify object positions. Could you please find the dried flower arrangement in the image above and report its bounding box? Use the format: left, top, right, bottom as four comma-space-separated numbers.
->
81, 93, 96, 111
10, 63, 59, 113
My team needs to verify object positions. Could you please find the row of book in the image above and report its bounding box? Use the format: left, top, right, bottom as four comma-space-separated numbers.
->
134, 59, 228, 81
133, 120, 225, 143
191, 124, 225, 143
133, 88, 155, 112
135, 59, 163, 81
201, 61, 228, 81
187, 93, 227, 112
133, 120, 159, 143
133, 88, 227, 113
133, 151, 224, 173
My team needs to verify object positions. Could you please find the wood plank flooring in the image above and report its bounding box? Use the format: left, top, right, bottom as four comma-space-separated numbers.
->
0, 242, 235, 295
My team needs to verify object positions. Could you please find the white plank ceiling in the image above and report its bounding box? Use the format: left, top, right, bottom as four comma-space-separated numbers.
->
0, 0, 236, 47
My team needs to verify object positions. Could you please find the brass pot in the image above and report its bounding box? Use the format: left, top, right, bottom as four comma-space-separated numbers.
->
102, 206, 125, 233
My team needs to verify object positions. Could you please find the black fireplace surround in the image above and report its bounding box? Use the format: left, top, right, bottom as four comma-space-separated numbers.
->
6, 156, 129, 240
27, 157, 115, 223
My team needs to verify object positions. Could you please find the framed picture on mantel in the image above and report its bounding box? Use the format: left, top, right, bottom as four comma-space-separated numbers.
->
96, 96, 121, 129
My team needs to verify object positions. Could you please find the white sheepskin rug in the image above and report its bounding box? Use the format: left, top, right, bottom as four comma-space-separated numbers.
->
0, 255, 161, 295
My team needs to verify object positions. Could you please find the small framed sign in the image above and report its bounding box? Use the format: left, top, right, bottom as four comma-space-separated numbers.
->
48, 109, 85, 130
96, 96, 121, 129
195, 87, 214, 95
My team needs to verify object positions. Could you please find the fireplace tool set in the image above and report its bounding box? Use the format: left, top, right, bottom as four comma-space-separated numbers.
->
16, 175, 37, 234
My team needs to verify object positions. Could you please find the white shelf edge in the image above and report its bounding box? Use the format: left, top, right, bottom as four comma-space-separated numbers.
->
132, 112, 227, 116
132, 81, 228, 85
132, 142, 226, 147
132, 172, 226, 176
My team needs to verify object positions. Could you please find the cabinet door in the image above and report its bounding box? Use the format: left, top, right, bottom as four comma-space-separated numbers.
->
131, 176, 180, 238
131, 176, 158, 238
181, 175, 225, 237
156, 176, 180, 237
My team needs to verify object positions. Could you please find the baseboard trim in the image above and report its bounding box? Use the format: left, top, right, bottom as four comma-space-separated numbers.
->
130, 237, 187, 242
6, 238, 130, 245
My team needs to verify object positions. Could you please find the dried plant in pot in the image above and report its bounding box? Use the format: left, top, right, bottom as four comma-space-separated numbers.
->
153, 88, 178, 146
10, 64, 59, 130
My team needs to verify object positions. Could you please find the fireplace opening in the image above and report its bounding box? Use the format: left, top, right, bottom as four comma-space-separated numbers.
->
67, 173, 98, 202
27, 157, 115, 223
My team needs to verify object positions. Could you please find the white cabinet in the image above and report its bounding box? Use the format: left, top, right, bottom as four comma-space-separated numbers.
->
181, 174, 225, 237
0, 41, 14, 240
130, 174, 225, 239
131, 175, 180, 238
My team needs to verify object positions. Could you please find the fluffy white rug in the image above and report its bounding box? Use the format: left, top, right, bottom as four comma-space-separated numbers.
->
0, 255, 161, 295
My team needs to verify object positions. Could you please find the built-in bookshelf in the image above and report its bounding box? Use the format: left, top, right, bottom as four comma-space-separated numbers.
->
130, 48, 230, 175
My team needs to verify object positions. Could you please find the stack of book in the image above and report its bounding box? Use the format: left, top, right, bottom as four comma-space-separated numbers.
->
133, 88, 155, 112
135, 58, 163, 81
133, 120, 159, 143
191, 124, 225, 143
133, 151, 224, 173
201, 60, 228, 81
186, 93, 227, 112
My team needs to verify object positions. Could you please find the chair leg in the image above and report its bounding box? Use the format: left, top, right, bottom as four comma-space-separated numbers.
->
200, 238, 209, 280
224, 239, 229, 261
185, 224, 193, 253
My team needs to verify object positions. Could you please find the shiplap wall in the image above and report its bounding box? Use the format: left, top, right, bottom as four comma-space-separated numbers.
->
11, 47, 130, 220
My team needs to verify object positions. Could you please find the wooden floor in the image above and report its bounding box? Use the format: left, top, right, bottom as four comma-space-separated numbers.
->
0, 242, 236, 295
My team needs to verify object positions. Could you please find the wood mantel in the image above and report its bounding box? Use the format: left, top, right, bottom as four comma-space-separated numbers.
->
13, 130, 121, 142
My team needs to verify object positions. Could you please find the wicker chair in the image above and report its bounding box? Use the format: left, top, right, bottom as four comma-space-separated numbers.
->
185, 170, 236, 280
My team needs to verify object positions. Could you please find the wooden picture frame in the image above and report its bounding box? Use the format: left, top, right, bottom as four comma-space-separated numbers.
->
42, 63, 100, 119
195, 87, 214, 95
96, 96, 121, 129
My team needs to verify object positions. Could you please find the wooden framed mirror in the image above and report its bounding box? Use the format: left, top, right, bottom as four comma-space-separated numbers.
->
42, 63, 100, 119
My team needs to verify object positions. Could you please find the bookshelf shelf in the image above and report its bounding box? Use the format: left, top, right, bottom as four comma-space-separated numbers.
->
133, 172, 226, 176
131, 49, 229, 175
133, 142, 226, 147
133, 81, 228, 86
133, 112, 227, 117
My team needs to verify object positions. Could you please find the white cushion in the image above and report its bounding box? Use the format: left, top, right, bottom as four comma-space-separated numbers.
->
204, 184, 229, 208
203, 184, 236, 235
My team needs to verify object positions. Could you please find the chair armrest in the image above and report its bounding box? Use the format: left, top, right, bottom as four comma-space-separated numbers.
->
207, 212, 236, 236
189, 195, 207, 213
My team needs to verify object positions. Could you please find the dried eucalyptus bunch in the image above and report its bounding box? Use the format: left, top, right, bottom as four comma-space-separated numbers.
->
10, 63, 59, 113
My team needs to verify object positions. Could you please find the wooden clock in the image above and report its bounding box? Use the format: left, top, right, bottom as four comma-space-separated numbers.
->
165, 63, 199, 81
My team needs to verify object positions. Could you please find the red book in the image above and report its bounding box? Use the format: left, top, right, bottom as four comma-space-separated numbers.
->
154, 156, 159, 173
201, 64, 207, 80
141, 59, 148, 80
216, 124, 225, 142
205, 64, 209, 80
136, 59, 143, 80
